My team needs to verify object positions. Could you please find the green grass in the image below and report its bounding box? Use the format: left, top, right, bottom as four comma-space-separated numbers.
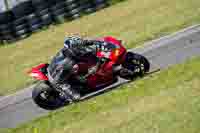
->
0, 0, 200, 95
5, 56, 200, 133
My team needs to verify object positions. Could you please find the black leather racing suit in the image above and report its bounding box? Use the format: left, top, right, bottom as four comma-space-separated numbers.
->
48, 36, 108, 100
62, 36, 108, 83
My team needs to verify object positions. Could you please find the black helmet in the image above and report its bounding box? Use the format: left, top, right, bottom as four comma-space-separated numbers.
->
64, 36, 82, 48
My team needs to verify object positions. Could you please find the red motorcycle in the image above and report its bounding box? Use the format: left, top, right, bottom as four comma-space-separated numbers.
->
28, 36, 150, 110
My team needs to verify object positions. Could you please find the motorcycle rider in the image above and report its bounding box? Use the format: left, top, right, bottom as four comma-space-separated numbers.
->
51, 36, 116, 101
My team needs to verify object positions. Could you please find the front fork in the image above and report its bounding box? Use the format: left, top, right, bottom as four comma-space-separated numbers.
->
44, 81, 70, 101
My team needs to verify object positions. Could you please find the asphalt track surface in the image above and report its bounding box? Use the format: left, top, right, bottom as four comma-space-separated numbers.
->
0, 25, 200, 128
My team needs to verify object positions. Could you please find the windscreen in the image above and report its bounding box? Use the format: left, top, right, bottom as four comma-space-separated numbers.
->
103, 42, 120, 52
47, 49, 73, 83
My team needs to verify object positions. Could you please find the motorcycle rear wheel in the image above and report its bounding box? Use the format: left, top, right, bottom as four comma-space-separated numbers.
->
32, 81, 67, 110
120, 52, 150, 79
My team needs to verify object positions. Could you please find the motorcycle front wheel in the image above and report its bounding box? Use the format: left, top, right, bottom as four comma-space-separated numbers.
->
32, 81, 67, 110
120, 52, 150, 80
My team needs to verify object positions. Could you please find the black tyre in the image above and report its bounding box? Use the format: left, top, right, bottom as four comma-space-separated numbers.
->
50, 0, 65, 3
12, 17, 29, 38
36, 8, 50, 16
31, 0, 47, 4
0, 23, 13, 35
27, 18, 41, 26
84, 7, 96, 14
51, 8, 66, 16
120, 52, 150, 79
14, 28, 30, 39
11, 1, 34, 18
49, 2, 66, 12
15, 33, 30, 40
12, 17, 27, 26
48, 0, 65, 5
0, 11, 14, 24
65, 13, 81, 20
65, 7, 81, 19
65, 3, 79, 11
29, 23, 42, 32
13, 23, 28, 31
67, 7, 81, 15
15, 28, 28, 35
52, 8, 66, 23
36, 9, 53, 25
65, 0, 77, 5
32, 3, 49, 11
32, 82, 65, 110
40, 13, 53, 26
0, 23, 12, 31
26, 13, 38, 19
69, 13, 81, 20
80, 2, 96, 14
26, 13, 41, 25
0, 29, 13, 35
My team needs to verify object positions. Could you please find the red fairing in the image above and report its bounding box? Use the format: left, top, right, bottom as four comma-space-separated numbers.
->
87, 36, 127, 89
97, 36, 121, 45
103, 36, 122, 45
28, 64, 48, 81
87, 61, 115, 89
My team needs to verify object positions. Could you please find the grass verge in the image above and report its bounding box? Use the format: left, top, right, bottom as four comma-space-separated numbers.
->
4, 56, 200, 133
0, 0, 200, 95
